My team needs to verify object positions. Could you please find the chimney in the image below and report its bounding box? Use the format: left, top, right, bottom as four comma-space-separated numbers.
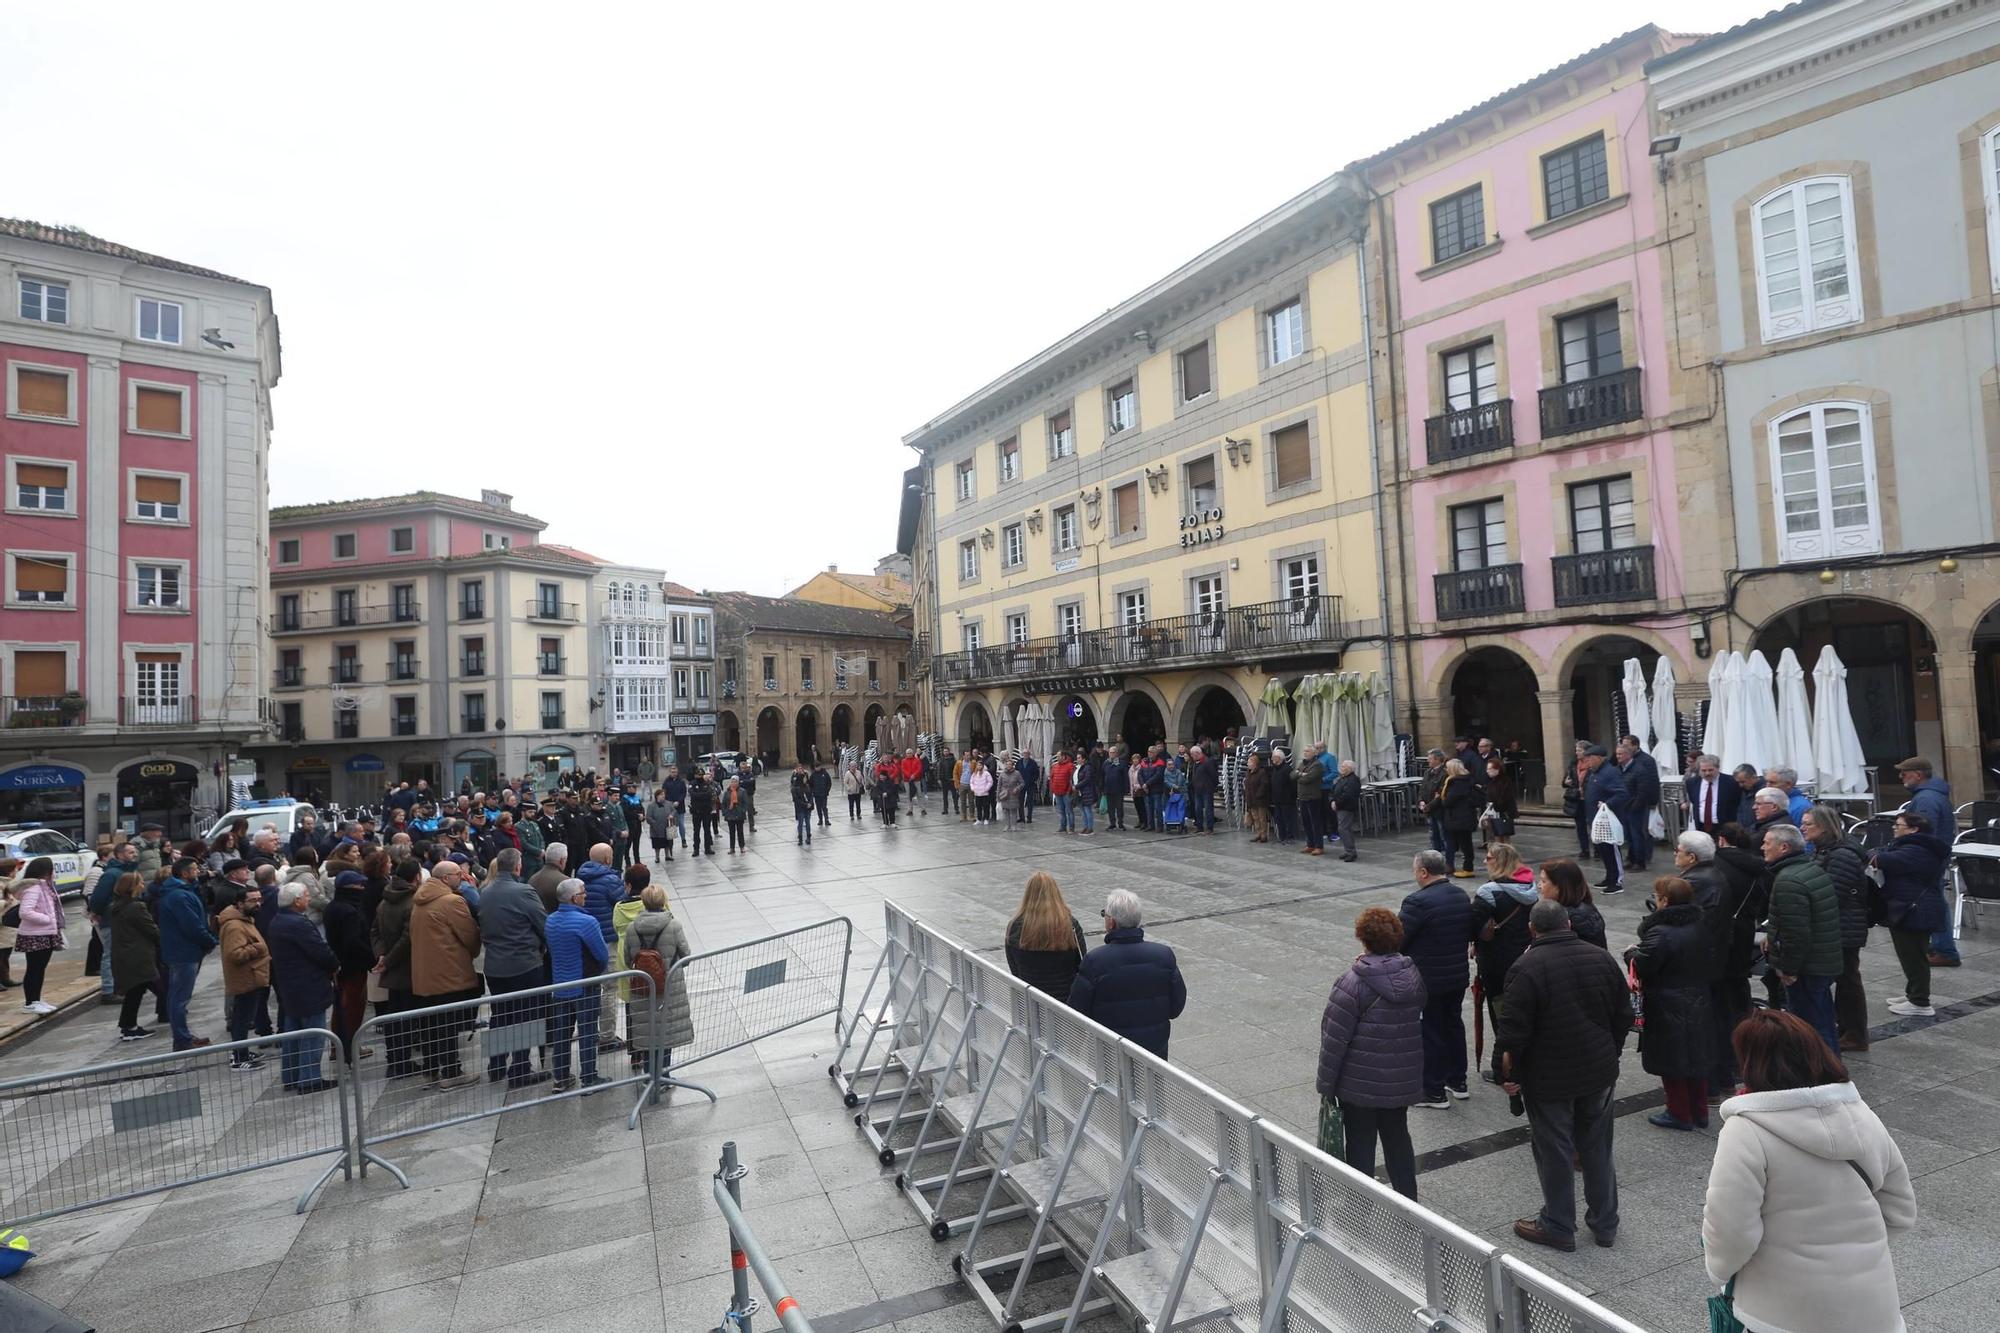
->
481, 489, 513, 511
827, 563, 838, 572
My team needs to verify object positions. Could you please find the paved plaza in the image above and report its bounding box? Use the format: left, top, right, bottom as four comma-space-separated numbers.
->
5, 798, 1999, 1332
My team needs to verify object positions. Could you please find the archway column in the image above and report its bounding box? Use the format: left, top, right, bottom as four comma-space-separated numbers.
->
1940, 647, 1980, 796
1415, 696, 1453, 755
1537, 688, 1574, 803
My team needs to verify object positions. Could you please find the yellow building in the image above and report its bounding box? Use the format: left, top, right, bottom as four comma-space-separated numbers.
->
905, 176, 1389, 754
784, 564, 911, 613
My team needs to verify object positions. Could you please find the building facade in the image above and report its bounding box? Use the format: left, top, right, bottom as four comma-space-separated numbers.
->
907, 177, 1386, 758
713, 592, 912, 768
1648, 0, 2000, 796
593, 563, 671, 774
0, 220, 281, 841
663, 582, 718, 769
785, 562, 912, 613
251, 491, 597, 801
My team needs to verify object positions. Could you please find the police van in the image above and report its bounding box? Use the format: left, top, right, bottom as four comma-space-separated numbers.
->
201, 798, 313, 847
0, 826, 98, 897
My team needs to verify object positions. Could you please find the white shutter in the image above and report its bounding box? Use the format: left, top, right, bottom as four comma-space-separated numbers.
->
1986, 127, 2000, 294
1769, 403, 1880, 563
1754, 177, 1861, 342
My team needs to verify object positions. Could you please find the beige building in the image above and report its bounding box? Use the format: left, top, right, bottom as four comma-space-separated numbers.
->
905, 175, 1388, 756
785, 563, 911, 613
713, 592, 913, 767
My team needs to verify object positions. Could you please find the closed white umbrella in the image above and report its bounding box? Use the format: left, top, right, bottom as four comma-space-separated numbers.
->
1291, 676, 1318, 753
1367, 671, 1396, 776
1002, 702, 1019, 756
1811, 647, 1871, 795
1335, 674, 1368, 768
1719, 652, 1751, 772
1257, 678, 1291, 738
1741, 650, 1782, 777
1773, 648, 1817, 790
1701, 653, 1730, 763
1621, 658, 1651, 750
1650, 656, 1680, 778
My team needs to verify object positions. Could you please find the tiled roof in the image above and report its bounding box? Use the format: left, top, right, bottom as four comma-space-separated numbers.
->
713, 591, 908, 641
534, 543, 610, 566
663, 581, 708, 600
269, 490, 547, 528
0, 217, 259, 287
792, 569, 912, 607
1645, 0, 1833, 71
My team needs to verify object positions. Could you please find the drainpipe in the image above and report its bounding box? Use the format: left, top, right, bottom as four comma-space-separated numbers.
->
1360, 178, 1421, 738
1352, 186, 1401, 741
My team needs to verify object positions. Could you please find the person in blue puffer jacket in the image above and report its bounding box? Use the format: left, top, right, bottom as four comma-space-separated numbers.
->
1399, 849, 1473, 1107
573, 845, 629, 1053
1069, 889, 1185, 1057
154, 858, 217, 1050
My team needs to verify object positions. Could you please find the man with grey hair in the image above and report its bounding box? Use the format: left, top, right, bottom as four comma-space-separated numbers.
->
1402, 851, 1473, 1107
545, 876, 610, 1092
1763, 766, 1809, 824
530, 841, 569, 912
1069, 890, 1186, 1058
479, 846, 550, 1088
267, 879, 339, 1094
1418, 748, 1449, 856
1330, 759, 1362, 861
1683, 755, 1739, 836
1762, 820, 1842, 1055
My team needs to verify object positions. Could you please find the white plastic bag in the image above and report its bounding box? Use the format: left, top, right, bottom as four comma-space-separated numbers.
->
1590, 801, 1624, 846
1646, 808, 1666, 842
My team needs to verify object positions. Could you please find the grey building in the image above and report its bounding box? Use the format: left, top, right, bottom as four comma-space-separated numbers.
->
1649, 0, 2000, 793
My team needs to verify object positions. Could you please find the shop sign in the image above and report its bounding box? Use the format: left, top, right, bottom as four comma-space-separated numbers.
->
138, 762, 188, 780
0, 764, 83, 790
345, 754, 386, 773
1022, 673, 1122, 697
1053, 556, 1081, 573
1178, 506, 1225, 549
670, 712, 718, 729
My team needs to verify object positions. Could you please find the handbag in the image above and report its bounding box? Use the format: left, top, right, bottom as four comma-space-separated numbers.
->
1706, 1278, 1742, 1333
1591, 801, 1624, 847
1316, 1096, 1345, 1158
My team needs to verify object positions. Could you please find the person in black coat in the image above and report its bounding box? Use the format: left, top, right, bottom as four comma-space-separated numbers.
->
1269, 751, 1298, 843
1536, 858, 1607, 949
1872, 812, 1951, 1017
1329, 761, 1363, 862
323, 871, 377, 1066
1069, 890, 1185, 1058
1479, 758, 1517, 849
1802, 804, 1871, 1051
267, 882, 340, 1093
1628, 877, 1714, 1130
1399, 850, 1473, 1105
809, 763, 833, 828
1435, 760, 1480, 875
1616, 735, 1661, 870
1004, 872, 1090, 999
1579, 744, 1629, 892
1683, 755, 1743, 837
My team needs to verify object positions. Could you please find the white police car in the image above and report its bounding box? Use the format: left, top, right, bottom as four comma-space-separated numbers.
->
201, 798, 312, 846
0, 826, 97, 896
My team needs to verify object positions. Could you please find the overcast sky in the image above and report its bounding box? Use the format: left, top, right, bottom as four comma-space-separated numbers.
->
3, 1, 1753, 595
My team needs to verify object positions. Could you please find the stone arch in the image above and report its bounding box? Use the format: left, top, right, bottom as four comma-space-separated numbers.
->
863, 704, 885, 746
830, 704, 854, 748
955, 697, 995, 752
1428, 634, 1550, 701
717, 709, 742, 752
1104, 679, 1171, 748
755, 706, 786, 769
1546, 624, 1692, 698
1746, 594, 1942, 776
1166, 671, 1255, 745
794, 705, 821, 765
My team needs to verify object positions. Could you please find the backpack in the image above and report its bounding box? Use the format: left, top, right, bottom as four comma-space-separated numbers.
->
629, 920, 670, 1001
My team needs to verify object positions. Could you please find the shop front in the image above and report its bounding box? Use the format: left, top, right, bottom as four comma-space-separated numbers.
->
671, 711, 717, 770
343, 753, 387, 805
118, 758, 199, 841
0, 762, 87, 841
285, 755, 333, 806
453, 748, 499, 795
530, 745, 576, 792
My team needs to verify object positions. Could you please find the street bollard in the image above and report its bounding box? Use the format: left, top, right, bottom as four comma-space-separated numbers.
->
712, 1140, 816, 1331
717, 1141, 755, 1333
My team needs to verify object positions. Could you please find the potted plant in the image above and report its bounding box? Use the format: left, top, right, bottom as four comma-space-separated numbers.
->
57, 691, 86, 721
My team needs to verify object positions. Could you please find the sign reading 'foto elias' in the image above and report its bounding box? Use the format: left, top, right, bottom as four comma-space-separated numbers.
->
1179, 507, 1225, 548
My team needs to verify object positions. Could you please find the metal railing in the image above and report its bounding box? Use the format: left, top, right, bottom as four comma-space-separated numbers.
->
273, 603, 422, 633
1538, 366, 1642, 438
273, 666, 304, 689
2, 695, 85, 728
831, 904, 1629, 1333
1425, 399, 1514, 462
661, 918, 854, 1100
713, 1141, 818, 1332
1434, 564, 1526, 621
331, 661, 363, 684
390, 656, 421, 680
120, 696, 194, 726
929, 595, 1343, 686
0, 1031, 353, 1226
525, 599, 580, 622
1552, 546, 1656, 607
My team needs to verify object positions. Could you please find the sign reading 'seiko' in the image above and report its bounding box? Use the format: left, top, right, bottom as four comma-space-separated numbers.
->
1178, 507, 1225, 548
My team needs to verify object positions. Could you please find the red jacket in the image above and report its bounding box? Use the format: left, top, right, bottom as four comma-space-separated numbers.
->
898, 755, 923, 782
1049, 759, 1074, 795
875, 762, 899, 785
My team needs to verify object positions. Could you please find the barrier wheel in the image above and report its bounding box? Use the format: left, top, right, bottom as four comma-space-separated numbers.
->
827, 1063, 841, 1078
878, 1146, 896, 1166
843, 1091, 859, 1108
930, 1218, 951, 1242
951, 1253, 965, 1275
854, 1112, 865, 1126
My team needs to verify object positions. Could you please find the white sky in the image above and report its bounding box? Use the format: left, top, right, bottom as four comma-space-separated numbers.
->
2, 0, 1755, 595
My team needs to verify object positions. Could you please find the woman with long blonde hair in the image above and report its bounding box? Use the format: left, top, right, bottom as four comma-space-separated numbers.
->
1004, 872, 1088, 1000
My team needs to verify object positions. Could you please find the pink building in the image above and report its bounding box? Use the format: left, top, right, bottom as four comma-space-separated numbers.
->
1364, 26, 1698, 796
0, 221, 280, 842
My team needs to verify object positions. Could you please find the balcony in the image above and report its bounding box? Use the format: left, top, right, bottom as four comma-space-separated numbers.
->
762, 678, 779, 692
3, 695, 86, 729
121, 696, 194, 727
273, 666, 305, 690
278, 724, 306, 743
275, 604, 418, 633
602, 600, 669, 621
538, 654, 564, 676
1552, 546, 1657, 608
392, 715, 418, 737
461, 716, 487, 733
389, 657, 421, 681
541, 712, 566, 730
334, 716, 359, 740
721, 680, 738, 700
390, 600, 423, 624
1539, 367, 1642, 439
458, 602, 486, 622
330, 661, 363, 685
525, 599, 579, 623
800, 678, 816, 693
1434, 565, 1526, 621
1424, 399, 1514, 463
929, 595, 1345, 687
461, 658, 486, 678
867, 679, 882, 693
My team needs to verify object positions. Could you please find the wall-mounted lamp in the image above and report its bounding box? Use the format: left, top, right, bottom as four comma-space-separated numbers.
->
1818, 567, 1837, 585
1144, 464, 1170, 495
1223, 436, 1253, 468
1025, 508, 1043, 534
1649, 133, 1681, 185
1690, 617, 1710, 660
979, 527, 995, 549
1940, 556, 1960, 573
1131, 329, 1155, 352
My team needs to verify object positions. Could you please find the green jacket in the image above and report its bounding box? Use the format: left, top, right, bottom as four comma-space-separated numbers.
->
1767, 850, 1842, 979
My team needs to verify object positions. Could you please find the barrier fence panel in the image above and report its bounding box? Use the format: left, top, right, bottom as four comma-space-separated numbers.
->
831, 903, 921, 1099
352, 970, 659, 1185
1494, 1255, 1650, 1333
663, 917, 853, 1101
0, 1031, 352, 1226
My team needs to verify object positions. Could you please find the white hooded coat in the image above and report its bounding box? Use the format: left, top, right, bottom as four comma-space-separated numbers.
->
1702, 1082, 1915, 1333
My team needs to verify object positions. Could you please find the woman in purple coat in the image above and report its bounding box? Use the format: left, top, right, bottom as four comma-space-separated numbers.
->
1316, 907, 1427, 1198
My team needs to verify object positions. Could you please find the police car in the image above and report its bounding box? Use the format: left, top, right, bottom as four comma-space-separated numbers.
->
0, 826, 97, 896
201, 798, 313, 846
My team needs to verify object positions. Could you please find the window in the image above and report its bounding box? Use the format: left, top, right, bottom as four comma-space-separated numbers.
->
277, 647, 304, 686
959, 538, 978, 581
694, 616, 709, 647
1443, 341, 1498, 410
1192, 574, 1225, 617
1053, 504, 1078, 552
391, 583, 417, 621
462, 694, 487, 731
540, 692, 564, 729
12, 366, 73, 420
459, 579, 485, 619
866, 658, 880, 689
14, 462, 69, 513
11, 553, 69, 604
132, 653, 181, 707
133, 474, 182, 521
1112, 481, 1141, 536
136, 298, 182, 345
332, 532, 357, 560
671, 613, 687, 645
9, 649, 65, 699
334, 588, 358, 626
483, 531, 510, 550
1283, 555, 1321, 602
1450, 499, 1508, 570
333, 645, 361, 683
956, 460, 976, 502
1542, 134, 1610, 220
1002, 522, 1024, 568
132, 385, 186, 435
1107, 380, 1136, 433
1047, 410, 1074, 460
761, 655, 777, 688
1569, 476, 1636, 553
277, 538, 300, 565
1119, 589, 1148, 625
277, 593, 300, 630
1006, 613, 1029, 645
392, 641, 417, 679
134, 563, 184, 609
998, 436, 1021, 482
694, 667, 711, 699
1771, 402, 1881, 561
1557, 305, 1622, 383
19, 278, 67, 325
1267, 299, 1305, 365
1272, 421, 1313, 490
393, 696, 418, 736
1984, 126, 2000, 293
461, 637, 486, 676
800, 656, 815, 688
958, 623, 982, 655
1753, 177, 1861, 341
1058, 602, 1082, 640
1178, 342, 1212, 402
1430, 186, 1486, 263
390, 526, 414, 553
539, 636, 562, 674
897, 660, 909, 686
1185, 457, 1217, 511
535, 582, 562, 618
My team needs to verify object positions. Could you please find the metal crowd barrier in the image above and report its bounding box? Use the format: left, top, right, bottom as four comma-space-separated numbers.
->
830, 903, 1643, 1333
352, 970, 660, 1187
713, 1140, 817, 1333
0, 1031, 352, 1225
663, 917, 854, 1101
